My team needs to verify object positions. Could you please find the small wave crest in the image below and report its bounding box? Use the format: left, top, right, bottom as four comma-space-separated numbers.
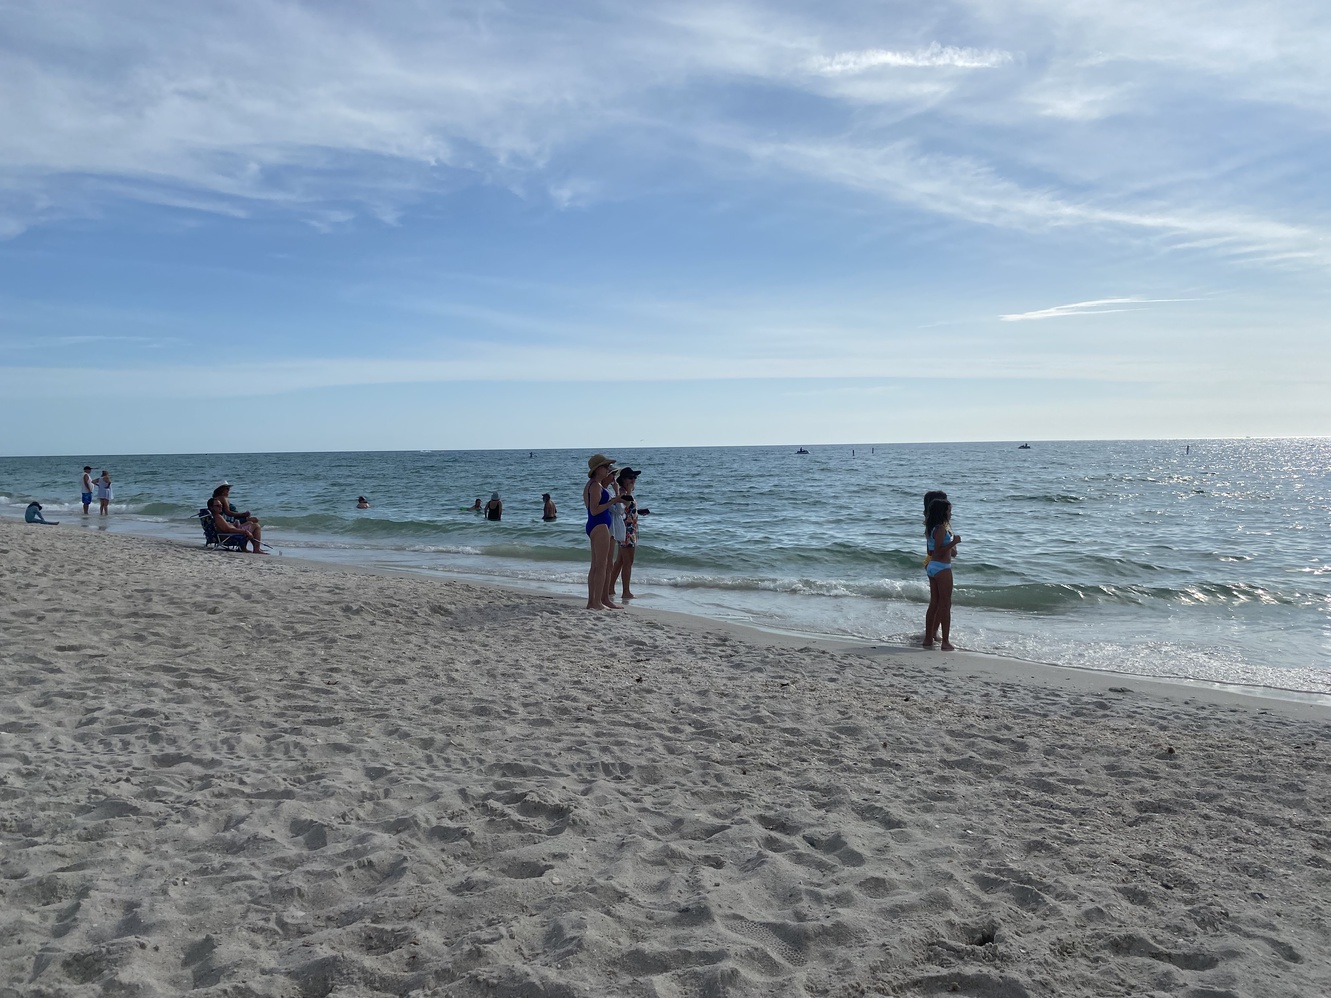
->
1005, 493, 1087, 504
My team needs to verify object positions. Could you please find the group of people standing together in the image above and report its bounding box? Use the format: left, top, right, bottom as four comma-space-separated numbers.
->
583, 453, 648, 610
80, 466, 113, 515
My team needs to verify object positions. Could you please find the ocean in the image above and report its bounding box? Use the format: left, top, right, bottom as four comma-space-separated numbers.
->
3, 439, 1329, 696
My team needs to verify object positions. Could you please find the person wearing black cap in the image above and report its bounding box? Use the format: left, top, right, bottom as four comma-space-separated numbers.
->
610, 467, 643, 600
25, 502, 57, 525
542, 493, 556, 521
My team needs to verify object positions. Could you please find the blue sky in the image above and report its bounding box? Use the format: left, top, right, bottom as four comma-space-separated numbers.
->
2, 0, 1329, 455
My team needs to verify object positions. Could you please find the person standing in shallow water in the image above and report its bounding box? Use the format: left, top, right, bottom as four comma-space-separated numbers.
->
923, 497, 960, 651
96, 470, 112, 515
922, 490, 947, 644
610, 467, 645, 601
583, 454, 626, 610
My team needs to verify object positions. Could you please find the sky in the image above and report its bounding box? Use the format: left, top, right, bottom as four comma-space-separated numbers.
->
1, 0, 1329, 455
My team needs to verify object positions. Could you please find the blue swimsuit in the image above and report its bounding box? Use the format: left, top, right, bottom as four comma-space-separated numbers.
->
926, 527, 953, 578
585, 485, 613, 536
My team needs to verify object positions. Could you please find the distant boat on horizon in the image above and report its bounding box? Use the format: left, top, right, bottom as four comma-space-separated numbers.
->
1018, 443, 1032, 449
795, 447, 809, 454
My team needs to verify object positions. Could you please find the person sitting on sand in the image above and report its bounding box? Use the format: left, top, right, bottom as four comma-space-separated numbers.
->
542, 493, 557, 521
207, 496, 264, 553
924, 497, 960, 650
485, 492, 502, 521
357, 496, 370, 509
25, 501, 57, 525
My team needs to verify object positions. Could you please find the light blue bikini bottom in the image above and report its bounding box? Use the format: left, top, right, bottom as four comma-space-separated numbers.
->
926, 561, 952, 578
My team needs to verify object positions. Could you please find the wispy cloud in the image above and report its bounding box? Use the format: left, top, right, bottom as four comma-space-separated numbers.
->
0, 0, 1328, 273
809, 43, 1014, 75
999, 297, 1197, 321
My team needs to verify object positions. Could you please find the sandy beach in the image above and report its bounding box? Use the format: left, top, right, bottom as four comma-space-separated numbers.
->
1, 518, 1328, 997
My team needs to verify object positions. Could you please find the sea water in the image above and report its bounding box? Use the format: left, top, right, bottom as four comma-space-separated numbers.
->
3, 440, 1328, 695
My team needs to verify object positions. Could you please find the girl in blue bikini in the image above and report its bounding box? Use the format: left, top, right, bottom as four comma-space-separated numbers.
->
924, 497, 960, 650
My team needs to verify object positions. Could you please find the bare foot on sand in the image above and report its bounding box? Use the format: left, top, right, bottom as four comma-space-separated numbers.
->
940, 641, 955, 651
601, 601, 623, 610
622, 591, 636, 600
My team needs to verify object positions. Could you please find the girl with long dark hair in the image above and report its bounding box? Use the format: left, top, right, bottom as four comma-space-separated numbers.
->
924, 497, 960, 650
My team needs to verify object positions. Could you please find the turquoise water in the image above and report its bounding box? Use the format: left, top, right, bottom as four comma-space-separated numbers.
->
3, 440, 1329, 694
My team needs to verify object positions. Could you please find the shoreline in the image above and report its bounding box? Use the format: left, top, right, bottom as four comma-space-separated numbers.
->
273, 551, 1331, 719
3, 518, 1330, 995
7, 509, 1330, 715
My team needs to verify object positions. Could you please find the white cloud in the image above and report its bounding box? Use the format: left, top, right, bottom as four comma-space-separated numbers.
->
999, 297, 1196, 321
738, 136, 1331, 269
809, 43, 1014, 75
0, 0, 1327, 277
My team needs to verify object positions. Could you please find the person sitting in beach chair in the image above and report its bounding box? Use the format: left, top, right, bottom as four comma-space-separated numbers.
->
197, 507, 246, 550
214, 483, 260, 527
198, 506, 249, 551
204, 498, 264, 553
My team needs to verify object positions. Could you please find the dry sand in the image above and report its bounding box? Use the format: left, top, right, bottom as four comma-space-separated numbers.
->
1, 518, 1329, 997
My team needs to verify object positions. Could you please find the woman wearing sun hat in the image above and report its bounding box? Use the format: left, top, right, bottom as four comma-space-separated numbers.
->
583, 453, 627, 610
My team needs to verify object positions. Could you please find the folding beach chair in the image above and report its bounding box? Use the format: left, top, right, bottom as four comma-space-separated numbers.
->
197, 507, 248, 552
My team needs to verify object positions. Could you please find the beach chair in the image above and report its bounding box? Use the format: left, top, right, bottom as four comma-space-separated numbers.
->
197, 507, 247, 552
